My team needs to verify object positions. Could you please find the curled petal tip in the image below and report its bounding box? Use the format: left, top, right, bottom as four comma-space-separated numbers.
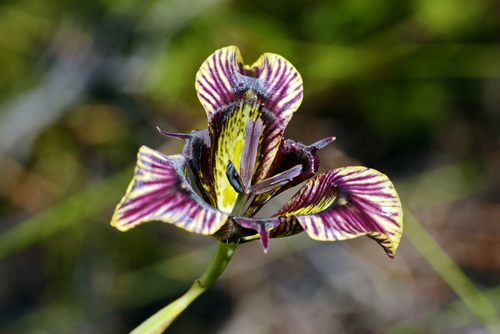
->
156, 127, 192, 142
385, 248, 396, 259
309, 137, 336, 151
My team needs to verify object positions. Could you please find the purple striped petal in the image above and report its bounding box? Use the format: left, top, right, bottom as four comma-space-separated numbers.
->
111, 146, 230, 235
274, 167, 403, 258
195, 46, 303, 130
195, 46, 303, 213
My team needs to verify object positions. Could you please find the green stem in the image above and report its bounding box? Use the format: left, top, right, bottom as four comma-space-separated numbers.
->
231, 192, 249, 216
130, 241, 238, 334
129, 194, 246, 334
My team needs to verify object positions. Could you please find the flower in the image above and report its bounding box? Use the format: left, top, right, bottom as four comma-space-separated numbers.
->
111, 46, 403, 257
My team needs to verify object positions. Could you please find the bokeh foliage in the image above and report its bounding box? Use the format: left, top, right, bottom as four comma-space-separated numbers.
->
1, 0, 500, 333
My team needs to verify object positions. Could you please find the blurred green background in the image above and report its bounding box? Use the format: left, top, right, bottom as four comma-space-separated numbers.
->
1, 0, 500, 333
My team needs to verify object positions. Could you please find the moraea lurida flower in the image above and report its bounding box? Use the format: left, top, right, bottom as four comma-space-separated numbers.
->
111, 46, 402, 256
110, 46, 403, 333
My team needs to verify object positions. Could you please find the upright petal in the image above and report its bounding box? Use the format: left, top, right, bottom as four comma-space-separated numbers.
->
195, 46, 303, 132
274, 167, 403, 258
195, 46, 303, 213
111, 146, 230, 235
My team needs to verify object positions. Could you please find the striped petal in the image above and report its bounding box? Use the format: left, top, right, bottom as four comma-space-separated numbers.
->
195, 46, 303, 213
111, 146, 230, 235
274, 167, 403, 258
195, 46, 303, 132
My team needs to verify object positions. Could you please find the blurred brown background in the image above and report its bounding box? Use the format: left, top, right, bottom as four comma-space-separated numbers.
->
1, 0, 500, 333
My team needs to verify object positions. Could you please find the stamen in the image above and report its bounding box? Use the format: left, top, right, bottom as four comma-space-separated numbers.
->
226, 160, 245, 194
247, 164, 302, 195
240, 118, 263, 188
